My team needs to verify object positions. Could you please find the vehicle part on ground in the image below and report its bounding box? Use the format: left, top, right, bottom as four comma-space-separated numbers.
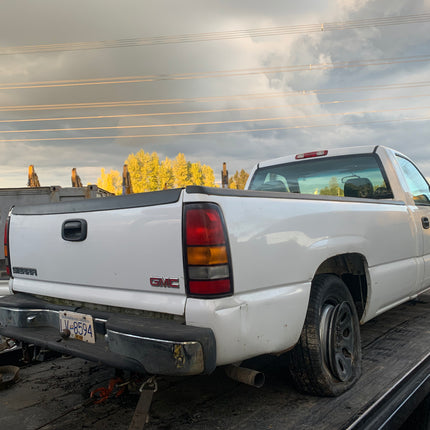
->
90, 377, 126, 404
0, 365, 19, 390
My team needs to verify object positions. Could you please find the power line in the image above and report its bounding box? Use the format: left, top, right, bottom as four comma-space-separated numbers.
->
1, 54, 430, 90
1, 80, 429, 111
0, 115, 428, 142
1, 105, 429, 135
1, 13, 430, 54
0, 99, 185, 112
1, 93, 430, 124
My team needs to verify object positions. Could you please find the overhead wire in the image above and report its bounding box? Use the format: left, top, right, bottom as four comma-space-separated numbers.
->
1, 54, 430, 90
1, 80, 430, 112
0, 115, 428, 142
1, 93, 430, 124
1, 13, 430, 54
1, 105, 429, 135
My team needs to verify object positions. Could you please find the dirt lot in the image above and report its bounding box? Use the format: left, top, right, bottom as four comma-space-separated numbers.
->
1, 294, 430, 430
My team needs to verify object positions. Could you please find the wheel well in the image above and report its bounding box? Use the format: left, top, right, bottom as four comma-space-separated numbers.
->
314, 253, 368, 320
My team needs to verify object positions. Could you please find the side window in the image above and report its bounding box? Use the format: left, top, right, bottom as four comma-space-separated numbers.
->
396, 156, 430, 205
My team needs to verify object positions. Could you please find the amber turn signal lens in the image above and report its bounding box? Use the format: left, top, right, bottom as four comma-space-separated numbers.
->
187, 246, 228, 266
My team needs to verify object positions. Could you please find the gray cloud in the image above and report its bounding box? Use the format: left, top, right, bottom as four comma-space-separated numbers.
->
0, 0, 429, 188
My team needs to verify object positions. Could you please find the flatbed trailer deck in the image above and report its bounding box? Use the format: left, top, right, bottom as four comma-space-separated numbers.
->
1, 293, 430, 430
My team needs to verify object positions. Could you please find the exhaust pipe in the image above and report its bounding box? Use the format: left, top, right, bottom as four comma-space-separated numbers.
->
225, 365, 265, 388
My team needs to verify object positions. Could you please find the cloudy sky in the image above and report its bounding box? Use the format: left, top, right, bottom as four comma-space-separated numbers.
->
0, 0, 430, 188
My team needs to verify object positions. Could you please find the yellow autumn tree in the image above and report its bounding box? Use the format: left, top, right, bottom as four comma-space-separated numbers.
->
148, 152, 160, 191
97, 168, 122, 195
189, 163, 204, 186
172, 153, 189, 188
228, 169, 249, 190
125, 149, 154, 193
201, 164, 216, 187
159, 157, 174, 189
97, 150, 217, 193
125, 150, 145, 193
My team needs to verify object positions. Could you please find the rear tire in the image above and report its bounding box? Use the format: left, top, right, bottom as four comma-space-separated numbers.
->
287, 274, 362, 396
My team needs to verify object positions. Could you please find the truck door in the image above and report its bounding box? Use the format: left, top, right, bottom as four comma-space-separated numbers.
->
396, 155, 430, 292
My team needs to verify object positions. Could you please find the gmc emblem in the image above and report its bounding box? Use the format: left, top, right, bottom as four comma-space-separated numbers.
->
150, 277, 180, 289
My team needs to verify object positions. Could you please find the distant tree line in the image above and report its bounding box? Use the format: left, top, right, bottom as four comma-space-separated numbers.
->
97, 149, 248, 195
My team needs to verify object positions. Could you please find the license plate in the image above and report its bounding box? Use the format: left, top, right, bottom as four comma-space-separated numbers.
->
59, 311, 95, 344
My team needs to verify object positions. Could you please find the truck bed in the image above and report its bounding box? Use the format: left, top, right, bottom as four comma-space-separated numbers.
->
1, 293, 429, 429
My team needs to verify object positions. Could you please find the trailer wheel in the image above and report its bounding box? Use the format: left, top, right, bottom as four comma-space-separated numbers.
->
287, 274, 362, 396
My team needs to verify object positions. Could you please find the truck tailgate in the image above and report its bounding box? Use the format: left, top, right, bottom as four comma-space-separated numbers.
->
8, 189, 186, 315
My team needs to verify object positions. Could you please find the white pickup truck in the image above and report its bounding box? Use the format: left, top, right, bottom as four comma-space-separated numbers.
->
1, 145, 429, 397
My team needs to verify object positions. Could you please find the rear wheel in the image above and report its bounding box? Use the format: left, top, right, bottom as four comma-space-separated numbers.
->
287, 274, 362, 396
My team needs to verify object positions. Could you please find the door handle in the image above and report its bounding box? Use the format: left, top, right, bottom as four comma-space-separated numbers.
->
62, 219, 87, 241
422, 217, 430, 230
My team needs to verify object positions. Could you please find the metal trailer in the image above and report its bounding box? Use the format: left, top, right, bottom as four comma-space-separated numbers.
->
0, 294, 429, 429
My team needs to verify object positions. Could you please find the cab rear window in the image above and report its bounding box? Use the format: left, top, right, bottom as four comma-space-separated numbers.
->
249, 154, 393, 199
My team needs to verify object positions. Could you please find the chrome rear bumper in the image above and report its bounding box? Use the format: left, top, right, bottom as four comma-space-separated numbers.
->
0, 293, 216, 375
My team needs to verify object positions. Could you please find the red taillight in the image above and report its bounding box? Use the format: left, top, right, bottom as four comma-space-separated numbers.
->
295, 150, 328, 160
4, 215, 11, 277
184, 204, 233, 297
186, 208, 226, 245
188, 279, 231, 295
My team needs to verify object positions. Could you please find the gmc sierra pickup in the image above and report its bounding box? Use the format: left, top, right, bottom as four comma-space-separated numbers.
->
0, 145, 429, 397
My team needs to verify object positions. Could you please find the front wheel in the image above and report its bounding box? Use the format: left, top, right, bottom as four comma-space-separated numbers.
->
287, 274, 362, 396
